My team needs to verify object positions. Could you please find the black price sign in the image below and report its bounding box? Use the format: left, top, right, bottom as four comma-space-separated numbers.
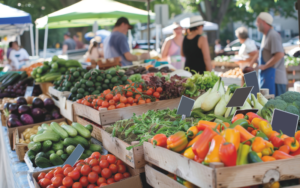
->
24, 86, 34, 97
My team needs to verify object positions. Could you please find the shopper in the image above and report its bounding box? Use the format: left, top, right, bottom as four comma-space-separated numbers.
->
256, 12, 287, 96
161, 22, 185, 69
6, 42, 13, 60
214, 39, 223, 55
9, 41, 29, 70
103, 17, 149, 66
73, 34, 85, 49
62, 32, 76, 54
182, 16, 212, 74
234, 26, 258, 70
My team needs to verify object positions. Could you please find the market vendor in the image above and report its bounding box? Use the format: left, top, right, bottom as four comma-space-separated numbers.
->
103, 17, 150, 66
9, 41, 29, 70
255, 12, 287, 96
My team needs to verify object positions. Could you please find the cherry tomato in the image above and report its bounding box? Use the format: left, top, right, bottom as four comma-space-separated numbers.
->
115, 160, 124, 165
120, 96, 128, 103
39, 178, 52, 188
136, 88, 143, 93
123, 172, 131, 178
108, 100, 115, 105
97, 177, 107, 186
138, 100, 146, 105
72, 182, 82, 188
46, 185, 55, 188
113, 94, 121, 102
45, 172, 54, 180
101, 101, 109, 108
101, 168, 112, 179
99, 160, 109, 168
109, 164, 118, 174
58, 186, 67, 188
100, 155, 107, 160
62, 176, 73, 187
38, 172, 46, 181
62, 164, 72, 171
126, 91, 133, 97
131, 103, 137, 106
89, 159, 99, 167
146, 90, 153, 95
63, 167, 74, 177
75, 166, 82, 171
135, 94, 141, 100
92, 165, 102, 174
105, 94, 113, 100
117, 164, 126, 173
107, 105, 116, 110
127, 97, 134, 104
146, 99, 151, 103
55, 174, 65, 179
79, 176, 89, 187
87, 184, 97, 188
52, 176, 63, 187
116, 103, 125, 108
84, 158, 92, 164
68, 169, 80, 181
107, 155, 116, 164
81, 165, 91, 176
114, 173, 124, 182
153, 92, 160, 98
156, 87, 163, 93
99, 183, 108, 187
88, 172, 99, 184
91, 152, 101, 159
107, 178, 115, 184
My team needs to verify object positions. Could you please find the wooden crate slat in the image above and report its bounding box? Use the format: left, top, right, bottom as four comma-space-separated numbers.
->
73, 103, 101, 124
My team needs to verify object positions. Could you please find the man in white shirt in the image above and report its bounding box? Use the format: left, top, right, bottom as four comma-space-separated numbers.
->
9, 41, 29, 70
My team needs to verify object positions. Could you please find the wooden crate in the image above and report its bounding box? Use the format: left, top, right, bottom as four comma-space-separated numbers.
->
73, 97, 187, 126
28, 163, 144, 188
1, 111, 6, 126
58, 95, 75, 122
97, 57, 121, 70
143, 142, 300, 188
100, 127, 145, 169
36, 82, 54, 97
76, 115, 102, 142
48, 86, 71, 98
287, 66, 300, 87
14, 118, 67, 161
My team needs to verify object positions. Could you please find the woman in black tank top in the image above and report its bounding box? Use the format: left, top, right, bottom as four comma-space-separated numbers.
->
182, 16, 212, 74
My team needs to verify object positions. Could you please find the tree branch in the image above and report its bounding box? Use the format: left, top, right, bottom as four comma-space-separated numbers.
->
204, 0, 212, 21
217, 0, 231, 24
197, 3, 207, 20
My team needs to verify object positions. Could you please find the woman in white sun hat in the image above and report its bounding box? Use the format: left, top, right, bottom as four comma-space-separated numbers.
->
181, 15, 212, 74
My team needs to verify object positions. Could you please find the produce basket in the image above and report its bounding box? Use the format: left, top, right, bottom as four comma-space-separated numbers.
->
25, 137, 108, 172
143, 142, 300, 188
97, 57, 121, 70
14, 118, 67, 161
35, 82, 54, 97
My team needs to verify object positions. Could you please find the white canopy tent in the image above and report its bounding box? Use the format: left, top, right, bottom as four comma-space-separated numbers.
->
0, 3, 34, 55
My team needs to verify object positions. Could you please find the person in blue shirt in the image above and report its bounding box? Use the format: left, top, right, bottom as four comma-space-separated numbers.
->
103, 17, 149, 66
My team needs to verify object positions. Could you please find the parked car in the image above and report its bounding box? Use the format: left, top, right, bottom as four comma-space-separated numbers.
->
283, 36, 299, 54
133, 40, 156, 50
222, 39, 261, 55
287, 47, 300, 57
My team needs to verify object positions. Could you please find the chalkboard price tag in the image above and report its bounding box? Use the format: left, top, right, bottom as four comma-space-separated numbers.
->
24, 86, 34, 97
226, 86, 253, 108
63, 144, 84, 166
271, 109, 299, 137
244, 71, 260, 96
177, 96, 195, 117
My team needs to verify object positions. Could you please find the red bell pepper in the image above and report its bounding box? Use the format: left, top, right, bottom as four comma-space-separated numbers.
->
192, 127, 217, 161
272, 150, 294, 160
291, 147, 300, 156
244, 112, 263, 122
231, 114, 244, 123
151, 134, 167, 147
295, 130, 300, 143
269, 131, 284, 148
219, 142, 237, 167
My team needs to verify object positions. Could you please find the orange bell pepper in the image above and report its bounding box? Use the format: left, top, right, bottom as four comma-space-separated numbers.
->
192, 127, 217, 161
187, 131, 203, 147
261, 156, 276, 162
234, 125, 254, 142
284, 137, 300, 152
272, 150, 294, 160
295, 130, 300, 142
231, 114, 244, 123
204, 135, 225, 163
269, 131, 280, 138
252, 137, 267, 153
221, 128, 240, 150
187, 126, 199, 139
244, 112, 263, 122
251, 129, 258, 136
279, 145, 290, 154
167, 131, 188, 153
251, 118, 266, 129
196, 121, 217, 131
151, 134, 167, 147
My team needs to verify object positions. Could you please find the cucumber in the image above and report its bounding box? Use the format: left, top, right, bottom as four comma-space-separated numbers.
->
84, 150, 93, 156
50, 154, 64, 166
72, 123, 91, 139
52, 141, 64, 152
73, 136, 89, 148
61, 124, 78, 137
35, 152, 47, 159
28, 142, 42, 152
27, 149, 36, 162
50, 122, 69, 139
85, 124, 93, 133
30, 134, 36, 142
45, 150, 55, 158
63, 137, 79, 147
66, 145, 76, 155
33, 131, 60, 142
42, 140, 52, 152
56, 150, 64, 156
79, 153, 89, 160
61, 154, 69, 160
35, 157, 52, 168
89, 144, 102, 152
41, 123, 52, 131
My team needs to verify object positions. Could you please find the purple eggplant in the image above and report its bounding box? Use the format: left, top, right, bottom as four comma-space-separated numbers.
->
4, 102, 11, 111
18, 105, 31, 114
16, 97, 27, 105
52, 111, 61, 119
42, 108, 48, 115
31, 108, 44, 121
7, 118, 23, 127
32, 97, 44, 108
20, 114, 34, 125
44, 114, 53, 121
8, 103, 19, 114
44, 98, 54, 109
8, 114, 18, 119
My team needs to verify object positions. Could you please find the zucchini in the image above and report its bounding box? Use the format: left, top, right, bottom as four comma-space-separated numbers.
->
89, 144, 102, 152
73, 136, 89, 148
0, 72, 13, 82
85, 124, 93, 133
50, 122, 69, 139
72, 123, 91, 139
35, 157, 52, 168
33, 131, 60, 142
1, 74, 20, 88
61, 124, 77, 137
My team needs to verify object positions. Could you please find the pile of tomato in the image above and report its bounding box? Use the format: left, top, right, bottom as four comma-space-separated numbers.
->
37, 152, 131, 188
76, 83, 163, 111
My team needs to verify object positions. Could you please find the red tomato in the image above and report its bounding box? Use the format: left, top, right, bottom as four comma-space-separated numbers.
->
38, 172, 46, 181
92, 166, 102, 174
54, 167, 63, 175
88, 172, 99, 184
62, 177, 73, 187
106, 155, 116, 164
156, 87, 163, 93
58, 186, 67, 188
45, 172, 54, 180
72, 182, 82, 188
115, 160, 124, 166
146, 90, 153, 95
153, 92, 160, 98
107, 178, 115, 184
89, 159, 99, 167
108, 100, 115, 105
74, 160, 84, 167
51, 176, 63, 187
136, 88, 142, 93
126, 91, 133, 97
62, 164, 72, 171
68, 170, 80, 181
101, 101, 109, 108
127, 97, 134, 104
97, 99, 103, 106
114, 173, 124, 182
135, 94, 141, 100
109, 164, 118, 174
99, 183, 108, 187
103, 89, 111, 95
39, 178, 52, 188
100, 155, 107, 160
123, 172, 131, 178
116, 103, 125, 108
105, 94, 113, 100
46, 185, 55, 188
117, 164, 126, 173
107, 105, 116, 110
101, 168, 112, 179
97, 177, 107, 186
91, 152, 101, 159
120, 96, 128, 104
77, 99, 83, 104
75, 166, 82, 171
55, 174, 65, 179
113, 94, 121, 102
63, 167, 74, 177
79, 176, 89, 187
81, 165, 91, 176
84, 158, 93, 164
146, 99, 151, 103
87, 185, 97, 188
156, 98, 159, 102
131, 103, 137, 106
99, 160, 109, 168
83, 101, 91, 106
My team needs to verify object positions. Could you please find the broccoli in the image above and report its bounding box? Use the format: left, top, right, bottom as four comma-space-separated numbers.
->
261, 91, 300, 122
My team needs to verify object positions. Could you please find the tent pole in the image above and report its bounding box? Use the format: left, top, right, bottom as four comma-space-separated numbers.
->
35, 26, 39, 56
147, 0, 150, 51
296, 0, 300, 43
128, 29, 132, 51
43, 25, 48, 59
17, 36, 21, 46
155, 24, 160, 53
29, 24, 34, 56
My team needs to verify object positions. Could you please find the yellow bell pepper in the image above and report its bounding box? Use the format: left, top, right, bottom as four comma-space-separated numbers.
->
257, 152, 262, 158
262, 147, 273, 156
221, 128, 240, 150
263, 181, 280, 188
183, 147, 195, 159
259, 121, 273, 138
